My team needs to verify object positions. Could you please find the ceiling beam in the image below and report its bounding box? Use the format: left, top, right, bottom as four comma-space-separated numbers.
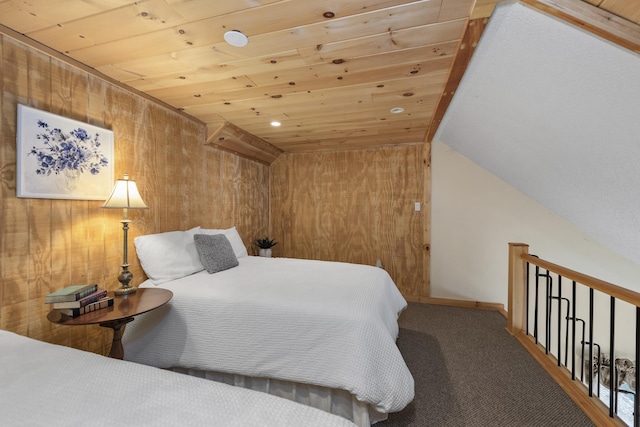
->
425, 16, 489, 142
205, 122, 283, 165
522, 0, 640, 54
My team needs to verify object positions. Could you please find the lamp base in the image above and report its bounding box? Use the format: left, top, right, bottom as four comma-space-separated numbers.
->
114, 285, 137, 296
116, 261, 135, 296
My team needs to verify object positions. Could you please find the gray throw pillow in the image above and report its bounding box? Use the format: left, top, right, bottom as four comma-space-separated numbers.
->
193, 234, 239, 274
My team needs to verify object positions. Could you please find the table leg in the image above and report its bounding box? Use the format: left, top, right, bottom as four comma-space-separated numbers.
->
100, 317, 134, 359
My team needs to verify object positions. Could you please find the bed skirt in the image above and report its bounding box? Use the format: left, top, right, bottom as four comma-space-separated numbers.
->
170, 368, 388, 426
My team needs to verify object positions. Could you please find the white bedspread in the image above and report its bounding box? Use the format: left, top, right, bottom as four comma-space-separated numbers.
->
0, 330, 356, 427
124, 256, 414, 413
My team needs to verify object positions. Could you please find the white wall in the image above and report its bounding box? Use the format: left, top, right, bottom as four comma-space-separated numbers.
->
435, 2, 640, 268
431, 140, 640, 311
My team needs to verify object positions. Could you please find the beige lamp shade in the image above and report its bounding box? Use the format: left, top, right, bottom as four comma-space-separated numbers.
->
101, 173, 147, 295
102, 174, 148, 210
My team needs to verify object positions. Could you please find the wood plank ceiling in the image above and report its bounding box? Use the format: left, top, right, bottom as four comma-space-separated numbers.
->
0, 0, 638, 161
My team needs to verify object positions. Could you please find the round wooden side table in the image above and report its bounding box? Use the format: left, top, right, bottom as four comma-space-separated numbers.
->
48, 288, 172, 359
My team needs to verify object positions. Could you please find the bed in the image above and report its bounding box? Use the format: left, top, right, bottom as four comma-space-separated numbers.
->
0, 329, 356, 427
123, 226, 415, 425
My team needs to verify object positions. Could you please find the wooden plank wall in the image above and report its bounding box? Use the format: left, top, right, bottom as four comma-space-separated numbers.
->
0, 34, 269, 354
270, 145, 427, 300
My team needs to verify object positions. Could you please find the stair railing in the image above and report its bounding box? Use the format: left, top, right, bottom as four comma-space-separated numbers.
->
508, 243, 639, 427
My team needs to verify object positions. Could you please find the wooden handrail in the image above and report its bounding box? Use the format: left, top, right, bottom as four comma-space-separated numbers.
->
521, 254, 640, 308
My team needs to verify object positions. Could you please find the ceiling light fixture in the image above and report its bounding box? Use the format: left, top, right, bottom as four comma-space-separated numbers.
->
224, 30, 248, 47
270, 121, 281, 127
390, 107, 405, 114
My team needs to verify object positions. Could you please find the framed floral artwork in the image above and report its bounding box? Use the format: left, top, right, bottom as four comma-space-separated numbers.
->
16, 104, 114, 200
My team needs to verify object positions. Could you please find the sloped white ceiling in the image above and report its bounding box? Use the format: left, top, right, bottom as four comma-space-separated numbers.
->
436, 1, 640, 266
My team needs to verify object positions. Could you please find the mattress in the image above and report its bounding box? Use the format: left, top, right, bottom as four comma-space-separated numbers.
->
123, 256, 414, 420
0, 329, 356, 426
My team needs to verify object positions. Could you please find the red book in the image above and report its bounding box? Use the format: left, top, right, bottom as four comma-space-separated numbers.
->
57, 297, 114, 317
51, 289, 108, 309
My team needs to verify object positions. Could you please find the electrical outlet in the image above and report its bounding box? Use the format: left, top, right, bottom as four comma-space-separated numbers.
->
414, 202, 421, 212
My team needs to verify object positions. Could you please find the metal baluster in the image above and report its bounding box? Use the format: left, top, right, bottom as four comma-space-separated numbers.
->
534, 265, 540, 344
635, 307, 639, 427
614, 360, 619, 414
550, 296, 571, 366
558, 276, 562, 366
571, 281, 577, 380
526, 261, 530, 336
589, 288, 594, 397
610, 296, 615, 418
572, 318, 586, 382
584, 341, 601, 397
542, 271, 552, 355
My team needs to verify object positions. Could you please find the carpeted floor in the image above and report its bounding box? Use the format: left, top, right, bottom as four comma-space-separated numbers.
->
379, 303, 595, 427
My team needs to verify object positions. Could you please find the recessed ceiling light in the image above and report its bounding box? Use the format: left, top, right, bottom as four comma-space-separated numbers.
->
270, 121, 281, 127
224, 30, 248, 47
390, 107, 405, 114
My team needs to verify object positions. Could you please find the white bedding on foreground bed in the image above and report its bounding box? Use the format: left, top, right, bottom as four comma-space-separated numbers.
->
123, 256, 414, 423
0, 329, 356, 427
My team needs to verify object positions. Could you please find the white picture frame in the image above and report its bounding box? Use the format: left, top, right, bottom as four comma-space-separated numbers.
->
16, 104, 114, 200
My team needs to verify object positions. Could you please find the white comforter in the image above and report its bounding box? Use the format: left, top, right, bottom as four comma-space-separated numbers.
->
0, 330, 356, 427
124, 256, 414, 413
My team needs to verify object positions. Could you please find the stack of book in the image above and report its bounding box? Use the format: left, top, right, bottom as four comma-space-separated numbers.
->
45, 284, 113, 317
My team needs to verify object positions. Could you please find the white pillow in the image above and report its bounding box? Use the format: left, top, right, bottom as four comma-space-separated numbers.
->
199, 226, 248, 258
134, 227, 204, 285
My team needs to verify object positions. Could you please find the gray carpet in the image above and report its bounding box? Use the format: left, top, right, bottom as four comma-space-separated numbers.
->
380, 303, 595, 426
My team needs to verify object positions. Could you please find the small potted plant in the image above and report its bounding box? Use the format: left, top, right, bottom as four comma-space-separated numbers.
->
254, 237, 278, 257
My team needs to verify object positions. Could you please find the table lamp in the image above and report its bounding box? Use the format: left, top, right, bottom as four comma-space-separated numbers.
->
102, 174, 148, 295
